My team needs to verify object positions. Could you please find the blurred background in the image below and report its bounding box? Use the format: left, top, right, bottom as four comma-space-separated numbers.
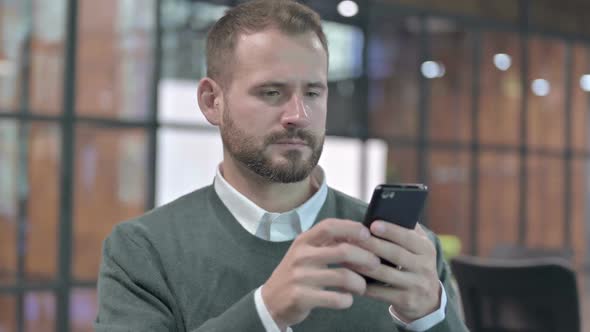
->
1, 0, 590, 331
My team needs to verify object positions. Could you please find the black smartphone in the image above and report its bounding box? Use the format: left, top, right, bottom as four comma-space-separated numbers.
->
362, 183, 429, 284
363, 183, 429, 230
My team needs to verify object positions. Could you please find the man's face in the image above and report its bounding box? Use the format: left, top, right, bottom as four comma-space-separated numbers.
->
219, 29, 328, 183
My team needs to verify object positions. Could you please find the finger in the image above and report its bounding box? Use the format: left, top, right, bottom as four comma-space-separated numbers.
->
358, 236, 417, 272
415, 223, 430, 237
369, 221, 431, 255
365, 282, 441, 319
298, 288, 354, 310
360, 262, 413, 288
310, 243, 380, 271
415, 222, 424, 231
303, 268, 367, 295
364, 283, 403, 304
301, 219, 370, 247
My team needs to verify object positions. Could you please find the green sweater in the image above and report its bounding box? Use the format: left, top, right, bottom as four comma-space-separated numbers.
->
95, 185, 468, 332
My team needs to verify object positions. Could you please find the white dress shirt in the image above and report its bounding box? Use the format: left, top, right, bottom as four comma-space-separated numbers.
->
213, 165, 447, 331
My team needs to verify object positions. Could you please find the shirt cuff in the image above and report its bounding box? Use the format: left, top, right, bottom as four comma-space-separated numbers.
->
388, 281, 447, 332
254, 286, 293, 332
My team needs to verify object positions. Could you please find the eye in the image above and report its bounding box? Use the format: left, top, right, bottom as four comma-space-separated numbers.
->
261, 90, 280, 98
306, 91, 321, 98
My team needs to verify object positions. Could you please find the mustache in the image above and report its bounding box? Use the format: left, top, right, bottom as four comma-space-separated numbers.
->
264, 129, 317, 146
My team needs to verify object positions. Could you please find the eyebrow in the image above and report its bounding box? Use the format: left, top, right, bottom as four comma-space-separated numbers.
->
254, 81, 327, 90
307, 82, 328, 90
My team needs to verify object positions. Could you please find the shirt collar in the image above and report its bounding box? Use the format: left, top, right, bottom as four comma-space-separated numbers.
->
214, 164, 328, 240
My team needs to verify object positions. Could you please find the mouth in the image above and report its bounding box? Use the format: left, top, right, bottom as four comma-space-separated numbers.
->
273, 139, 308, 146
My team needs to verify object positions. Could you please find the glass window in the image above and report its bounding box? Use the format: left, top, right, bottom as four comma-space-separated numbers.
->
29, 0, 66, 115
426, 150, 470, 244
0, 121, 61, 284
478, 152, 519, 255
156, 129, 223, 206
25, 292, 56, 332
390, 0, 518, 23
0, 121, 17, 284
427, 18, 473, 143
70, 288, 97, 332
572, 45, 590, 152
0, 1, 27, 112
0, 1, 64, 113
385, 145, 419, 184
26, 123, 61, 282
326, 79, 362, 136
158, 79, 211, 126
323, 21, 364, 82
573, 159, 589, 266
0, 295, 16, 332
319, 137, 386, 201
324, 21, 365, 136
75, 0, 155, 119
527, 37, 566, 150
0, 221, 16, 285
161, 1, 227, 81
320, 137, 362, 201
368, 16, 421, 139
304, 0, 362, 22
365, 139, 388, 201
73, 126, 148, 281
526, 155, 564, 248
479, 32, 522, 146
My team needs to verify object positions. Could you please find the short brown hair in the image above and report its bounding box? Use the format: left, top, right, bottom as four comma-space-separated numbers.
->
206, 0, 328, 86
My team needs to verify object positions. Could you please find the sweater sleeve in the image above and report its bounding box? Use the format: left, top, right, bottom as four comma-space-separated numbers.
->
94, 225, 266, 332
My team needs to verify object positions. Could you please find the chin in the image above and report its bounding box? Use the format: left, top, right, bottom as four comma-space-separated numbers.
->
272, 153, 310, 166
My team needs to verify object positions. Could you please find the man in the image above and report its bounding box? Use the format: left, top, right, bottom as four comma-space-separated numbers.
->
95, 0, 468, 331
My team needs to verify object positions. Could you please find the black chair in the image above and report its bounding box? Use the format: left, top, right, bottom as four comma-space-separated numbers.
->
490, 244, 574, 262
450, 255, 580, 332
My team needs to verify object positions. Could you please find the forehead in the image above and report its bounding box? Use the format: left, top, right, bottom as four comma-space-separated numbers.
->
230, 29, 328, 86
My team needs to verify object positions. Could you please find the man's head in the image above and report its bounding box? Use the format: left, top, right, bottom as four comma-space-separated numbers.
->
206, 0, 329, 87
198, 0, 329, 184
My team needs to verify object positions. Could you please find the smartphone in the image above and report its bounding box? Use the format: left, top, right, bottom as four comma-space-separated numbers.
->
362, 183, 429, 284
363, 183, 428, 230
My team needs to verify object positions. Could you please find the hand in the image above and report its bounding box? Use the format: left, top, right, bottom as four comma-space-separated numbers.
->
261, 219, 380, 330
359, 222, 441, 322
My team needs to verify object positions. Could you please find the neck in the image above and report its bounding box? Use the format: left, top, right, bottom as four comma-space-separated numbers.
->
220, 156, 316, 213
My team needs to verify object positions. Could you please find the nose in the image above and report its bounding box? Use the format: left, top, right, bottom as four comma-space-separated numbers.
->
280, 94, 311, 129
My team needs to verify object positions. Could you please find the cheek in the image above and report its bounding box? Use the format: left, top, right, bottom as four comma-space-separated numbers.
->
227, 98, 274, 129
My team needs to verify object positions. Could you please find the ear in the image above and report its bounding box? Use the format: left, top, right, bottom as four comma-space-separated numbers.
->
197, 77, 224, 126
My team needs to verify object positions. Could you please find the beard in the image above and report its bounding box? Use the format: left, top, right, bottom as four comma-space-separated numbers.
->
220, 106, 324, 183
